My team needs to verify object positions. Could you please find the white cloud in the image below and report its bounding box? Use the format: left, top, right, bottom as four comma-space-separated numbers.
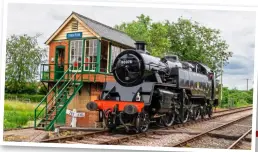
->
6, 3, 256, 90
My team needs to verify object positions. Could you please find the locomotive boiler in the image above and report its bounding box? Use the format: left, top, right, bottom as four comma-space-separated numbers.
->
86, 41, 219, 133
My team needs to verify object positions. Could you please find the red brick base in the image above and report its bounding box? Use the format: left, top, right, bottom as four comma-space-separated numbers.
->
65, 111, 99, 128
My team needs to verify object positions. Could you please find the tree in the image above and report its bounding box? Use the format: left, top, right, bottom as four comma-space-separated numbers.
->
5, 34, 47, 93
115, 14, 170, 57
115, 15, 232, 77
167, 18, 232, 77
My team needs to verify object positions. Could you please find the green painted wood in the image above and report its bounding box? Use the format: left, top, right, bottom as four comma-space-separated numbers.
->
54, 46, 65, 80
56, 88, 67, 125
96, 40, 101, 73
82, 38, 85, 71
34, 65, 73, 129
45, 65, 83, 130
109, 42, 112, 73
35, 63, 85, 130
47, 83, 83, 130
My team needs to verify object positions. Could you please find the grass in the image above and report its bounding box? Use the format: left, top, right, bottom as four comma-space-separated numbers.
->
4, 100, 43, 129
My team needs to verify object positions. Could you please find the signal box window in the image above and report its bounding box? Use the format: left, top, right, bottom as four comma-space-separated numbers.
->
111, 45, 124, 67
84, 39, 97, 71
70, 40, 83, 71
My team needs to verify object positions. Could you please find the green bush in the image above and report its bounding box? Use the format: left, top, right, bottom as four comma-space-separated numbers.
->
5, 82, 38, 94
5, 94, 45, 102
220, 87, 253, 108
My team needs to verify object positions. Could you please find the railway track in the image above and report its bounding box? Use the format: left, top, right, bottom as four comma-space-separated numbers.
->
227, 128, 252, 149
213, 106, 252, 114
166, 114, 252, 149
40, 106, 252, 145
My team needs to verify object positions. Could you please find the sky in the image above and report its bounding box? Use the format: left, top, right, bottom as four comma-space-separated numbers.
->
6, 3, 256, 90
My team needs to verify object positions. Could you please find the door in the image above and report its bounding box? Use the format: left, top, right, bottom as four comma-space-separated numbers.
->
55, 46, 65, 80
56, 88, 67, 125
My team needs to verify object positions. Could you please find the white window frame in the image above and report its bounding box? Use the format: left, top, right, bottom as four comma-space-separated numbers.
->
84, 39, 98, 71
70, 40, 83, 72
111, 45, 122, 67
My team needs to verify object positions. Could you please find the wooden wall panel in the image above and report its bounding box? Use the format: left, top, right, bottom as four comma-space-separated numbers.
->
54, 18, 95, 40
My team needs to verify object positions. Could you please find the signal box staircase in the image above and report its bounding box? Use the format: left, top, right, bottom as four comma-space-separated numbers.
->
34, 65, 84, 130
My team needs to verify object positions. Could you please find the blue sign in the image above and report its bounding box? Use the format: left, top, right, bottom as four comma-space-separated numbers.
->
66, 32, 82, 39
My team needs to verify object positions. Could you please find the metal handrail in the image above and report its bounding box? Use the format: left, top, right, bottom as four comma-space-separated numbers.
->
40, 62, 113, 81
46, 65, 84, 130
34, 64, 73, 128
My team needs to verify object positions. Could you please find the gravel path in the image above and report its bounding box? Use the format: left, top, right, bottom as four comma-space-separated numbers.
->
122, 133, 193, 147
3, 128, 48, 142
238, 141, 252, 150
187, 136, 235, 149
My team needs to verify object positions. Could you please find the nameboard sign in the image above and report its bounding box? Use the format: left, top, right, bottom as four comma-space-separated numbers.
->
66, 32, 82, 39
66, 109, 85, 117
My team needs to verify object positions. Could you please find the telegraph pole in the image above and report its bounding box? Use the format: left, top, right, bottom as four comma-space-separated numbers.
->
220, 58, 223, 107
246, 79, 250, 91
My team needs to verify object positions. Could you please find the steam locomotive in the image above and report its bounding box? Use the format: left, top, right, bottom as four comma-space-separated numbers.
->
87, 41, 219, 133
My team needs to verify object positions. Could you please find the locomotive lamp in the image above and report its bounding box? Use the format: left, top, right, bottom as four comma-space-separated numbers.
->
136, 92, 141, 101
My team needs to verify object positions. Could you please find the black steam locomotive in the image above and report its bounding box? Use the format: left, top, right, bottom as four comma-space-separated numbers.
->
87, 41, 219, 133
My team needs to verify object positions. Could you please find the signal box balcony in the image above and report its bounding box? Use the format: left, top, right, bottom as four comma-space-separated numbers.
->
40, 63, 115, 83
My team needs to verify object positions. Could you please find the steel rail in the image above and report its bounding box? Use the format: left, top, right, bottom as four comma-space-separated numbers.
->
213, 106, 252, 114
165, 114, 252, 147
227, 128, 252, 149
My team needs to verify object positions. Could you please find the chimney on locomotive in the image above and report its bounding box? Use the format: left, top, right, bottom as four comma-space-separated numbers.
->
135, 41, 150, 55
135, 41, 146, 51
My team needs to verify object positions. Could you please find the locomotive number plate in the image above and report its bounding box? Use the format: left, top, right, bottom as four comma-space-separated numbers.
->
121, 60, 133, 64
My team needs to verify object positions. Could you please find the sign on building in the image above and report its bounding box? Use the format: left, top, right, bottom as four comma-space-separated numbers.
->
66, 32, 82, 39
